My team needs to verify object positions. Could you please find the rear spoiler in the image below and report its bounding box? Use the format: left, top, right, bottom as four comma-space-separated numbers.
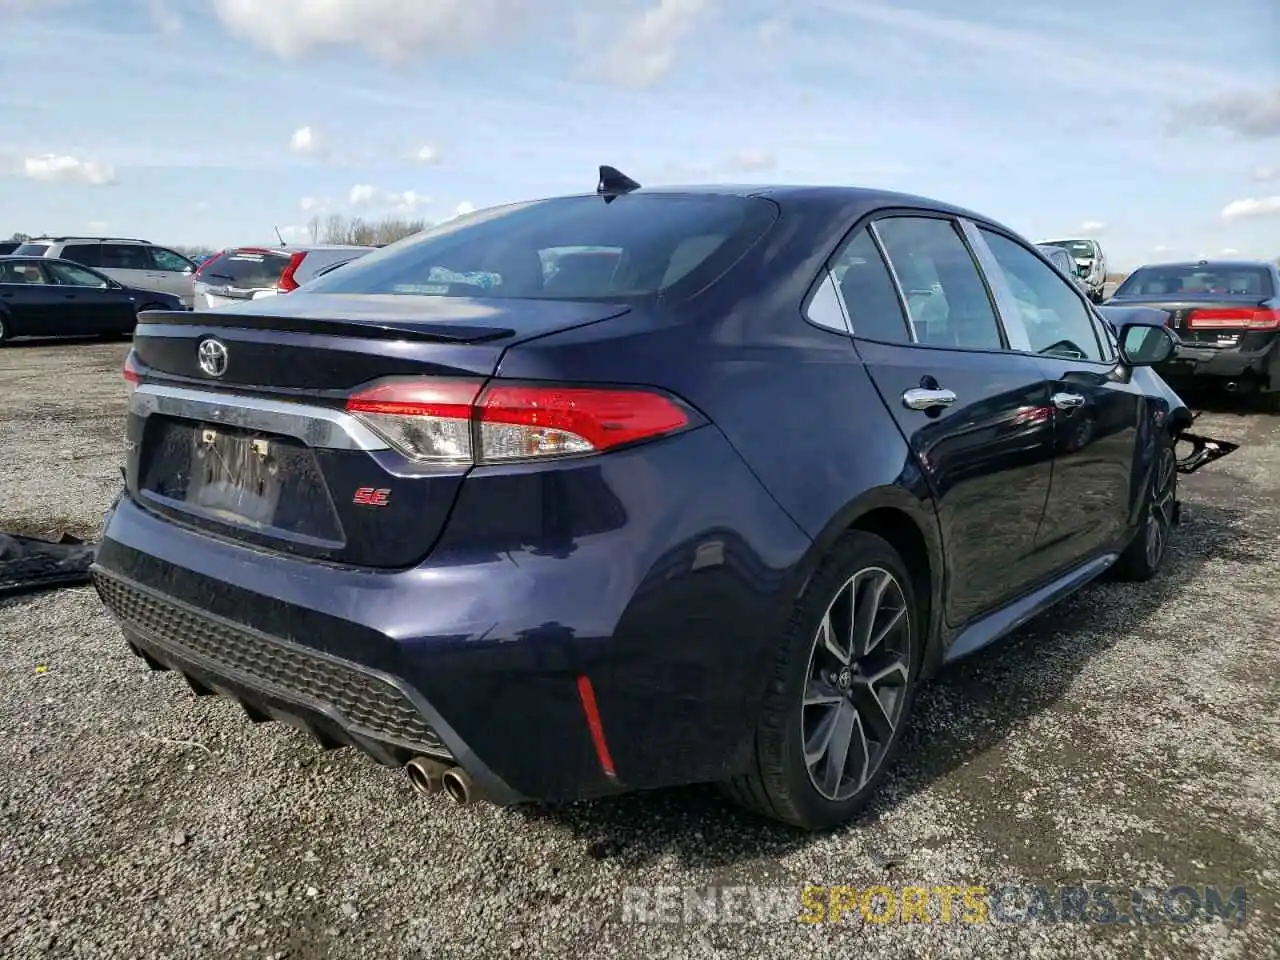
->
135, 309, 516, 344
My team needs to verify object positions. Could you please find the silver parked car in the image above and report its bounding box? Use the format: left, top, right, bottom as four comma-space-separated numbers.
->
193, 245, 374, 309
13, 236, 196, 308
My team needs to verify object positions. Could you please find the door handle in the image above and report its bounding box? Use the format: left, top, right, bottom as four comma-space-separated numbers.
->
902, 387, 957, 411
1052, 392, 1086, 410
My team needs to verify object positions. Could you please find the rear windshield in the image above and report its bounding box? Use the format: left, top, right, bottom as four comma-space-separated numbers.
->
304, 194, 778, 301
200, 249, 291, 288
13, 243, 52, 256
1041, 240, 1097, 259
1115, 265, 1274, 298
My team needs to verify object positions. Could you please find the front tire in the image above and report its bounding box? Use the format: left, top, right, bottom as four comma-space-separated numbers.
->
723, 532, 922, 830
1112, 438, 1177, 581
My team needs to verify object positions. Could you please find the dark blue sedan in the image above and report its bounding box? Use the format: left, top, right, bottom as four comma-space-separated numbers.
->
0, 255, 183, 344
91, 168, 1228, 829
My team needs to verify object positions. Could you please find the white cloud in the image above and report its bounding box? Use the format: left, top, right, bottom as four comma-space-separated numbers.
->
724, 149, 776, 173
455, 201, 476, 216
581, 0, 711, 88
1222, 196, 1280, 220
416, 145, 441, 164
21, 154, 115, 185
300, 196, 322, 211
1220, 247, 1240, 255
757, 16, 789, 47
1076, 220, 1107, 235
1152, 245, 1172, 254
289, 126, 318, 154
149, 0, 182, 34
386, 189, 429, 211
211, 0, 536, 61
1253, 166, 1279, 182
346, 185, 431, 214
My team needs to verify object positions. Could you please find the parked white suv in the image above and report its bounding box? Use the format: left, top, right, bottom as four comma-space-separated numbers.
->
13, 236, 196, 307
193, 245, 374, 309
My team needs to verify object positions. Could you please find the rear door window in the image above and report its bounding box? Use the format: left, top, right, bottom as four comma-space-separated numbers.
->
98, 244, 151, 270
305, 194, 778, 302
872, 217, 1005, 350
0, 261, 50, 284
60, 244, 102, 267
827, 228, 911, 344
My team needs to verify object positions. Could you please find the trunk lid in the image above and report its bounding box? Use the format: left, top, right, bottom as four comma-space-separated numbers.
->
126, 294, 630, 567
1104, 295, 1273, 347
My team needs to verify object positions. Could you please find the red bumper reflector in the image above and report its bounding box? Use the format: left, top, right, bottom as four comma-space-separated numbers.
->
575, 675, 617, 778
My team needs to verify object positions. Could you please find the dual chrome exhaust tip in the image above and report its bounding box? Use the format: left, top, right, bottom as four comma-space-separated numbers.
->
404, 756, 478, 805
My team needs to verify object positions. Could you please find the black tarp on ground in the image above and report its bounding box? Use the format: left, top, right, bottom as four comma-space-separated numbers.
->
0, 533, 97, 598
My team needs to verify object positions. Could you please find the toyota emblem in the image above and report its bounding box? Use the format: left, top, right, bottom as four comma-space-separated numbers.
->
197, 338, 228, 377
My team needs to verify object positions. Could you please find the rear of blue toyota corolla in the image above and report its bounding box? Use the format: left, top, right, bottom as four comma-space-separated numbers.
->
93, 187, 834, 810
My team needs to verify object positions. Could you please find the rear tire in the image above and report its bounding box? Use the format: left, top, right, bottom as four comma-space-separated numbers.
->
722, 532, 922, 830
1112, 437, 1177, 582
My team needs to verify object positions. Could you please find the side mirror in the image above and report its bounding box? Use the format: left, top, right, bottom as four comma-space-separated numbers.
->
1118, 322, 1176, 366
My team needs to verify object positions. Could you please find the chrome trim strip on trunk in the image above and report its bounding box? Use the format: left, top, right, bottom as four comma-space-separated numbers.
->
129, 383, 389, 452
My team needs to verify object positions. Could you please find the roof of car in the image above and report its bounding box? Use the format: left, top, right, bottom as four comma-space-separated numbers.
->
547, 183, 1001, 225
1135, 259, 1275, 270
227, 244, 375, 254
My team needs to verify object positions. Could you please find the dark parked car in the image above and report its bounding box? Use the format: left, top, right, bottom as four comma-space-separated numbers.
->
93, 169, 1234, 830
0, 256, 183, 344
1104, 259, 1280, 412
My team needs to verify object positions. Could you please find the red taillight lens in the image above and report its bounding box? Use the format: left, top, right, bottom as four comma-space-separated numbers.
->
123, 350, 141, 395
345, 379, 692, 464
1187, 307, 1280, 330
277, 252, 307, 292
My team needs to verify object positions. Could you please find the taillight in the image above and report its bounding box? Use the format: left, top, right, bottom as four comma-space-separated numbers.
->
123, 350, 141, 395
1187, 307, 1280, 330
345, 379, 693, 464
277, 252, 308, 292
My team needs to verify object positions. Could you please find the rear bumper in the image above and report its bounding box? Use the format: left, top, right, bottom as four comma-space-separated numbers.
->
1159, 341, 1280, 387
93, 425, 812, 803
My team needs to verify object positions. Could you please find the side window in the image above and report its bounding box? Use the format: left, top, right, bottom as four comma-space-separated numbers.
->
45, 262, 110, 288
99, 244, 150, 270
979, 230, 1104, 362
149, 247, 194, 272
61, 244, 101, 267
873, 217, 1004, 350
829, 228, 911, 343
804, 272, 850, 333
0, 261, 49, 284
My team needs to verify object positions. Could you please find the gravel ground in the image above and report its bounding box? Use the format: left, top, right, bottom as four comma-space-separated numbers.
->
1, 339, 1278, 960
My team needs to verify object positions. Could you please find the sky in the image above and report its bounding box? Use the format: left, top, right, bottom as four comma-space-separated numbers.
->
0, 0, 1278, 269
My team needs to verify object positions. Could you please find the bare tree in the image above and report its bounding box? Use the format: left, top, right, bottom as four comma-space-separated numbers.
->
311, 214, 428, 246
